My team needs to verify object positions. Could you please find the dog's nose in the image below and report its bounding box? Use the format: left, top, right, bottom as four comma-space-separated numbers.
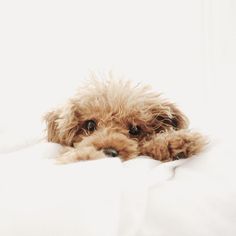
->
103, 148, 118, 157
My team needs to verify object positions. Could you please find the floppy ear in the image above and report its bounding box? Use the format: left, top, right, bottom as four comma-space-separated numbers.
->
44, 101, 81, 146
44, 110, 60, 143
152, 102, 189, 132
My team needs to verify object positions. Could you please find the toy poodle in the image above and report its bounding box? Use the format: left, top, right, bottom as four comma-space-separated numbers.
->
45, 74, 206, 163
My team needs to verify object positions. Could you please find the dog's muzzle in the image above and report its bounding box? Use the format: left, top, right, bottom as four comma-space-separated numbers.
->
103, 148, 119, 157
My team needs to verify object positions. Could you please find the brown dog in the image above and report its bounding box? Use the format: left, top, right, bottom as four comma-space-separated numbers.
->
45, 75, 206, 163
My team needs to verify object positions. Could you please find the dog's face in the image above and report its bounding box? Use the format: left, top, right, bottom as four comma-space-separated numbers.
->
45, 79, 188, 160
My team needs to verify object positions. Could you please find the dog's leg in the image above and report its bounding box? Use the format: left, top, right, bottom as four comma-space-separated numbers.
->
57, 146, 105, 164
140, 130, 207, 161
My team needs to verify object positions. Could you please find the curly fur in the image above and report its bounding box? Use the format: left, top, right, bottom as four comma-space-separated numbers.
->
44, 74, 206, 163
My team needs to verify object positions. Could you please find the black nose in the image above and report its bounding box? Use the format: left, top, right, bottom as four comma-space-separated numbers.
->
103, 148, 118, 157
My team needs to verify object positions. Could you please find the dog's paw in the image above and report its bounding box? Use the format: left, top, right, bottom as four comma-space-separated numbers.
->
56, 146, 106, 164
168, 131, 208, 160
140, 130, 207, 162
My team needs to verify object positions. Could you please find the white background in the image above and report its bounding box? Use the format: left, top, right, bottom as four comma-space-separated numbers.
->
0, 0, 236, 141
0, 2, 236, 236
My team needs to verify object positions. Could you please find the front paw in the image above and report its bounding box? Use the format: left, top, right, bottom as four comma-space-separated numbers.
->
57, 146, 105, 164
172, 152, 186, 160
168, 131, 207, 160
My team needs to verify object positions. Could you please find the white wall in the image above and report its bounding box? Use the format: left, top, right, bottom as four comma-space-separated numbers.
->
201, 0, 236, 141
0, 0, 235, 140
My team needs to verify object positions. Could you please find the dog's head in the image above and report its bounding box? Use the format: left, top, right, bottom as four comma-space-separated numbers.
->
45, 78, 188, 160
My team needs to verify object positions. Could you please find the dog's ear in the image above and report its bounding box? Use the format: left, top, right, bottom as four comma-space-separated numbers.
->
151, 102, 189, 132
44, 100, 81, 146
44, 110, 60, 143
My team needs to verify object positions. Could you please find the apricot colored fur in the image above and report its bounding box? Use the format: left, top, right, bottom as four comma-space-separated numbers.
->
44, 74, 206, 163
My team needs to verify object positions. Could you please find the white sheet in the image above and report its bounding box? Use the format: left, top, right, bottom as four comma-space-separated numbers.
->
0, 133, 236, 236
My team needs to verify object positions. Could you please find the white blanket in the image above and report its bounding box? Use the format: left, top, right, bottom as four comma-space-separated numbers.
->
0, 131, 236, 236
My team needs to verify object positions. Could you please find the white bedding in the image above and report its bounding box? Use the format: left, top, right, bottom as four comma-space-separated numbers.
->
0, 131, 236, 236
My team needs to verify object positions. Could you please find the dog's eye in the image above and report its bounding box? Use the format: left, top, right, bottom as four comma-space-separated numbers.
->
129, 125, 141, 136
85, 120, 97, 131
